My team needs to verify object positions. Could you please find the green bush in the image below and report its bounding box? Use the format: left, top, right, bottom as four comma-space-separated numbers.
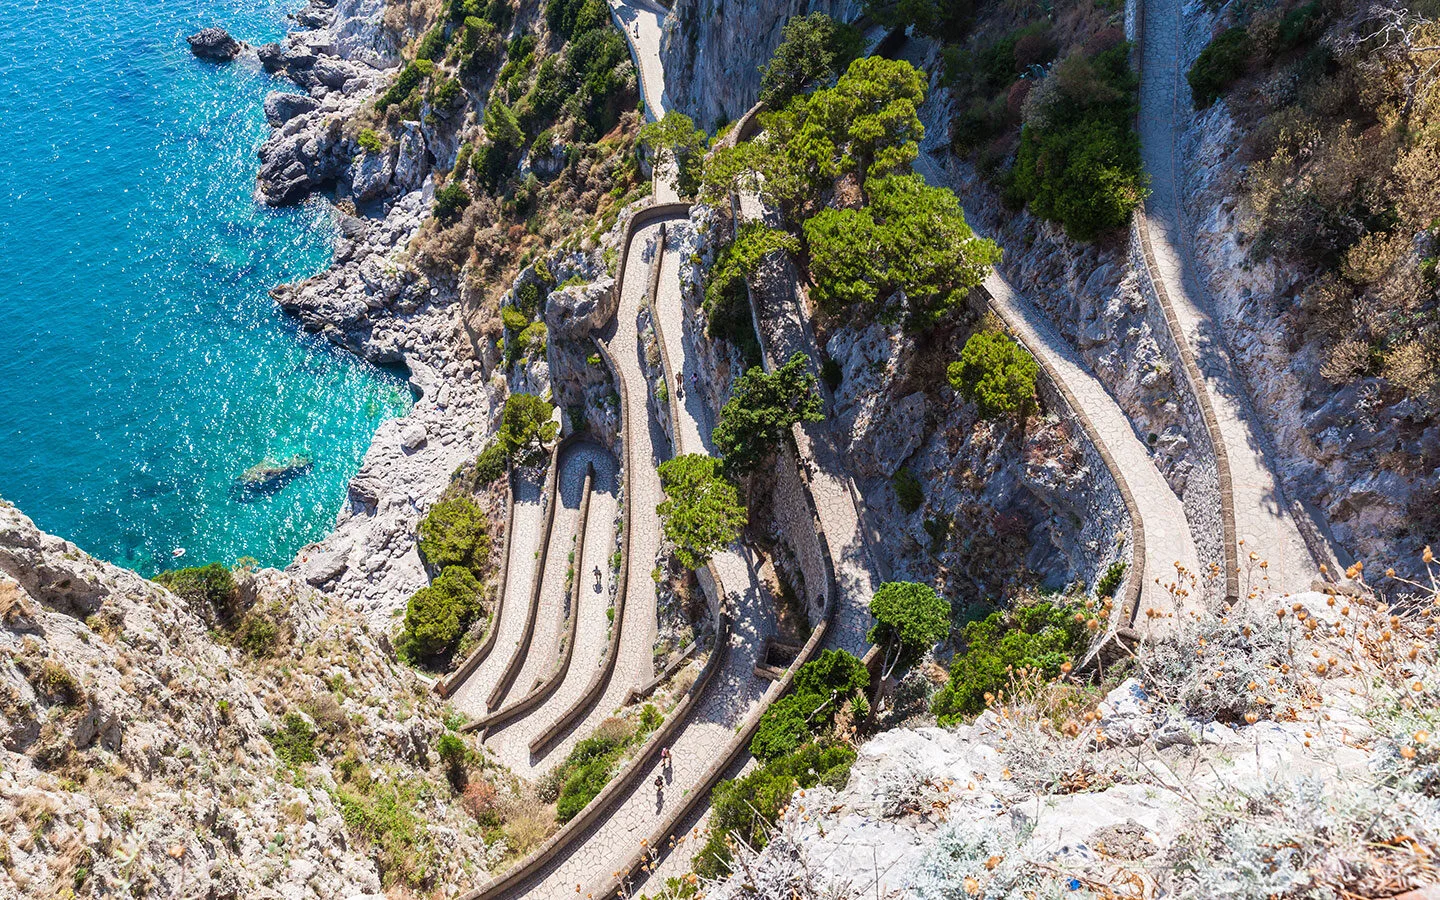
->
500, 306, 531, 332
234, 611, 279, 658
868, 581, 950, 679
414, 25, 449, 62
433, 182, 471, 222
268, 712, 319, 768
948, 330, 1038, 419
333, 778, 439, 889
892, 467, 923, 514
750, 650, 868, 761
931, 600, 1088, 724
1187, 27, 1252, 109
1009, 45, 1147, 240
475, 442, 507, 483
518, 321, 548, 355
657, 454, 748, 569
555, 755, 613, 822
713, 352, 824, 475
377, 59, 434, 111
357, 128, 384, 154
694, 741, 857, 879
1096, 559, 1127, 598
430, 77, 463, 110
418, 496, 491, 572
397, 566, 485, 662
155, 562, 237, 615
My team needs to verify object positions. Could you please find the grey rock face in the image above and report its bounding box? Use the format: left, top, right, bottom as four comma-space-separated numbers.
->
186, 27, 245, 61
262, 91, 320, 126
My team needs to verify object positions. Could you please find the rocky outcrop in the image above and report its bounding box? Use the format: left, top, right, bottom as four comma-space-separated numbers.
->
262, 91, 319, 126
0, 504, 490, 898
186, 27, 245, 61
658, 0, 865, 129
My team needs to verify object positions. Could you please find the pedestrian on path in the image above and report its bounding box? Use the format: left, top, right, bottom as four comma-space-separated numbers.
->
660, 746, 671, 771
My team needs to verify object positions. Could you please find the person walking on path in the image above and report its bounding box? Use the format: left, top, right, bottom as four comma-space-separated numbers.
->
660, 746, 671, 772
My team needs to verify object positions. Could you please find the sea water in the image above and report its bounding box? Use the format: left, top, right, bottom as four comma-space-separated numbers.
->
0, 0, 410, 575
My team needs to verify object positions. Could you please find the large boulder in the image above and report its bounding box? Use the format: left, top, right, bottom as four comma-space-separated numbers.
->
546, 278, 617, 338
263, 91, 320, 126
186, 28, 245, 62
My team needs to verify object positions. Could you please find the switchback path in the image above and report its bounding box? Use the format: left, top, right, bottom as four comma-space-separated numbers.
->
607, 0, 667, 122
450, 477, 544, 718
912, 152, 1201, 624
1138, 0, 1322, 594
480, 444, 621, 775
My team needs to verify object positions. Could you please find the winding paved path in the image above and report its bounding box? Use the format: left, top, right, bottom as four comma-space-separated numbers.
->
1137, 0, 1320, 595
909, 152, 1201, 623
608, 0, 668, 122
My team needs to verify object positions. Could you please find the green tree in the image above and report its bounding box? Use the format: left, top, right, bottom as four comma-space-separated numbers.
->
816, 56, 926, 179
397, 566, 485, 662
868, 581, 950, 680
657, 455, 748, 569
433, 182, 471, 222
865, 0, 976, 42
804, 174, 1001, 324
498, 392, 559, 465
713, 352, 824, 474
1187, 27, 1251, 109
759, 12, 864, 107
418, 496, 491, 572
948, 330, 1038, 419
638, 111, 709, 196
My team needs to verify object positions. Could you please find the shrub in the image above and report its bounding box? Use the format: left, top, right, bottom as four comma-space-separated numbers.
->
1187, 27, 1251, 109
377, 59, 434, 111
948, 330, 1038, 419
868, 581, 951, 679
418, 496, 491, 572
1095, 559, 1126, 598
433, 182, 471, 222
397, 566, 485, 662
155, 562, 237, 615
357, 128, 384, 154
657, 454, 748, 569
694, 741, 857, 879
750, 650, 868, 761
461, 778, 499, 824
893, 467, 923, 514
430, 77, 463, 110
475, 442, 507, 483
268, 712, 319, 768
518, 321, 548, 355
713, 352, 824, 475
1009, 45, 1147, 240
234, 611, 279, 657
931, 600, 1087, 724
500, 306, 531, 332
333, 778, 439, 889
414, 25, 449, 62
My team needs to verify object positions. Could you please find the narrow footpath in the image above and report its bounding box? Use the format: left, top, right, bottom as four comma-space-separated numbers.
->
1137, 0, 1321, 594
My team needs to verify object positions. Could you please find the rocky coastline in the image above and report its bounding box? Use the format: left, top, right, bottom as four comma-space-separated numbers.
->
248, 0, 502, 623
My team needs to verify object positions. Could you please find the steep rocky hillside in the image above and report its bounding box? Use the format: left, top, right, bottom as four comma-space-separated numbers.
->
0, 503, 492, 897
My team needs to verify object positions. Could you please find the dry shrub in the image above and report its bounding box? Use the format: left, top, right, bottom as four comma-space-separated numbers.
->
1320, 338, 1372, 383
1384, 341, 1438, 398
500, 789, 553, 857
461, 778, 499, 822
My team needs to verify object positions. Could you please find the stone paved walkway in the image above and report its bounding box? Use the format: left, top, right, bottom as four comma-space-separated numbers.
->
608, 0, 667, 121
488, 209, 778, 900
482, 444, 621, 775
911, 152, 1201, 623
450, 476, 544, 718
1138, 0, 1319, 594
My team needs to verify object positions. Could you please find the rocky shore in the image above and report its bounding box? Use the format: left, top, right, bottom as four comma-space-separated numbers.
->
251, 0, 502, 623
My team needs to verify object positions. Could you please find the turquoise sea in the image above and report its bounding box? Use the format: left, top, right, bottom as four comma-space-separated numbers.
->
0, 0, 411, 575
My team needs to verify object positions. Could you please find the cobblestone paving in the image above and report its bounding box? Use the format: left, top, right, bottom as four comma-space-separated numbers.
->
483, 444, 621, 775
1138, 0, 1319, 594
450, 476, 544, 718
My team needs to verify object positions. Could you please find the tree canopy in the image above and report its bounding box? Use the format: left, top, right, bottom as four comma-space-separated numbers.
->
868, 581, 950, 679
418, 495, 492, 572
638, 111, 709, 196
398, 565, 485, 662
713, 352, 824, 475
805, 174, 1001, 324
759, 12, 864, 107
948, 330, 1038, 419
656, 454, 748, 569
498, 392, 559, 464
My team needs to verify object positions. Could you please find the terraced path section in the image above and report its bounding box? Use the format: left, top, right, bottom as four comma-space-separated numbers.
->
607, 0, 667, 122
910, 152, 1201, 624
449, 476, 545, 718
480, 443, 621, 775
1137, 0, 1321, 595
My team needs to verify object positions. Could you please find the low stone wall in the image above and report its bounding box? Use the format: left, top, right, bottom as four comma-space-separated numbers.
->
436, 468, 517, 698
643, 221, 689, 453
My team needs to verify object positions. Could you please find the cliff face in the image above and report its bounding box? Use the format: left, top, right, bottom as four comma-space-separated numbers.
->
659, 0, 866, 129
0, 504, 490, 898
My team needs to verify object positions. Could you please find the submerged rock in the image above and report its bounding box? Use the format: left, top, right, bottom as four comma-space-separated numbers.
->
186, 27, 245, 62
237, 454, 313, 497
